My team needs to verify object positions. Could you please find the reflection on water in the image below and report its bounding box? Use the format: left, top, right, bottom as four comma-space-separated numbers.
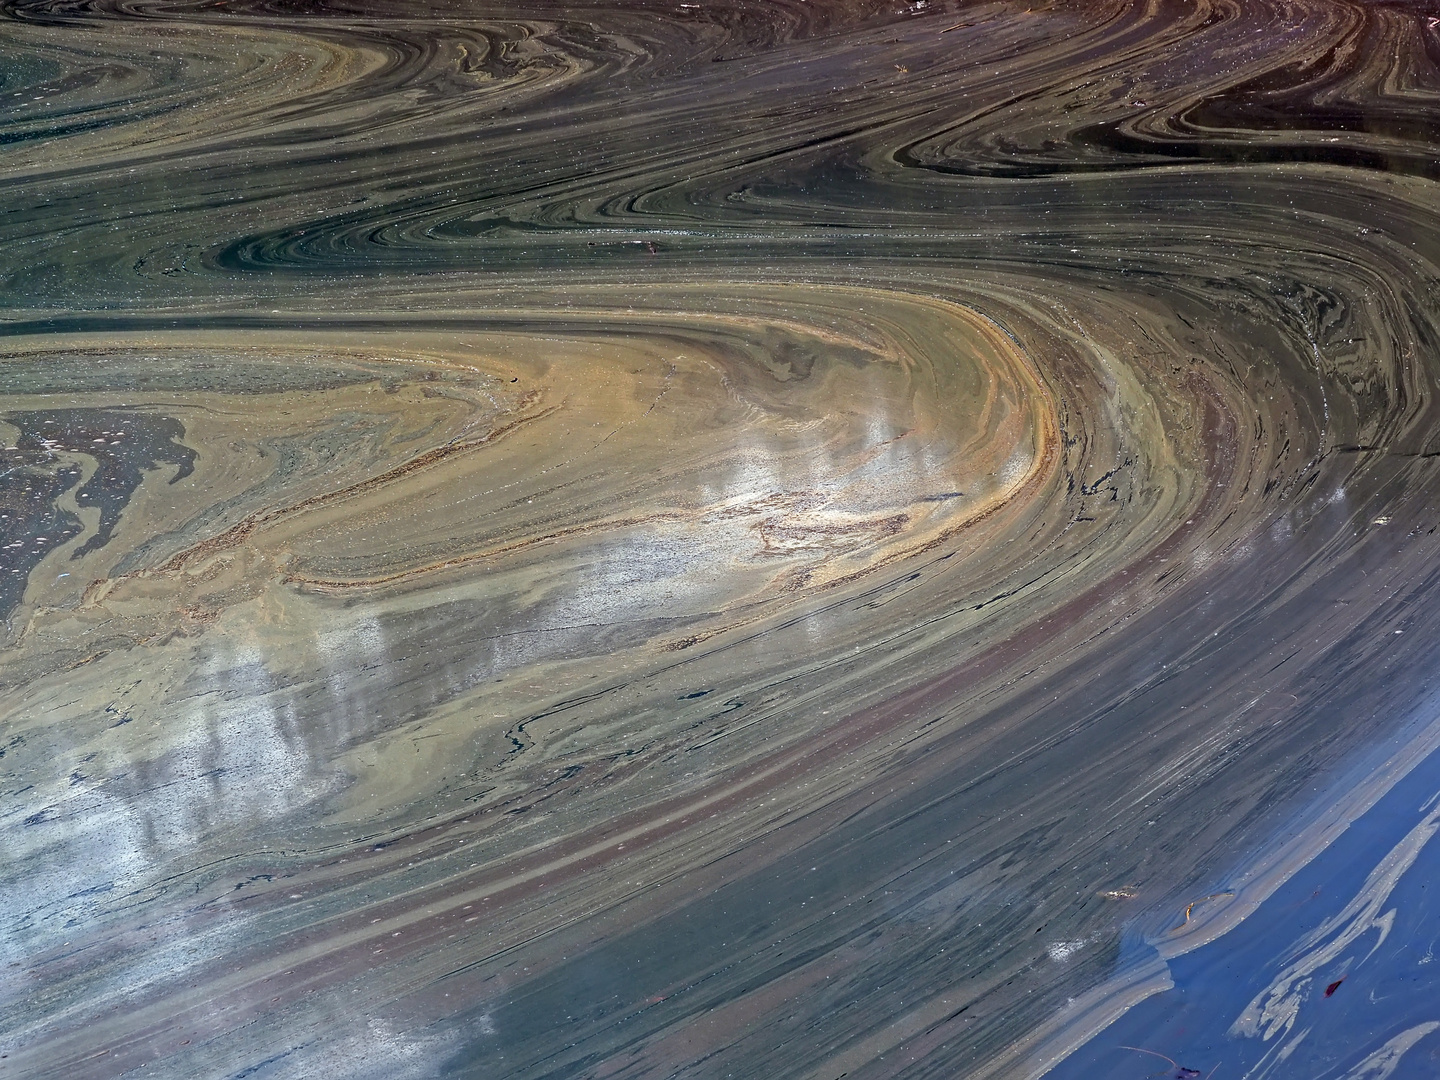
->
1049, 735, 1440, 1080
4, 1, 1440, 1078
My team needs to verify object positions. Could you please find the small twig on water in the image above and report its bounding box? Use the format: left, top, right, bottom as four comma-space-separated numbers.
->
1117, 1045, 1201, 1078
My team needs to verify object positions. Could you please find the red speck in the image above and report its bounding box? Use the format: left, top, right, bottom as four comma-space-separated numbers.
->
1324, 978, 1345, 997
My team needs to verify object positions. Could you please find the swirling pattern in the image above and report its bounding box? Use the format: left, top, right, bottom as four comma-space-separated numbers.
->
4, 1, 1440, 1077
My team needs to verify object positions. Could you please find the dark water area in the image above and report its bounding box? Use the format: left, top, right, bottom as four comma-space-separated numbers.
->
4, 1, 1440, 1078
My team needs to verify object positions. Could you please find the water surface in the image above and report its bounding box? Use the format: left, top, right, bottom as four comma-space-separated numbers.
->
4, 1, 1440, 1078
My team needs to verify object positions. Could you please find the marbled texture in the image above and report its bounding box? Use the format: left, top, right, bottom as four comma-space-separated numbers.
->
4, 1, 1440, 1078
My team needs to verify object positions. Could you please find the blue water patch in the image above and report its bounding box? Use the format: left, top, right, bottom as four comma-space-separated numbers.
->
1049, 741, 1440, 1079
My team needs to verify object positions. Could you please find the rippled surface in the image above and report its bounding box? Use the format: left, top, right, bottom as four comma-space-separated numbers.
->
5, 1, 1440, 1077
